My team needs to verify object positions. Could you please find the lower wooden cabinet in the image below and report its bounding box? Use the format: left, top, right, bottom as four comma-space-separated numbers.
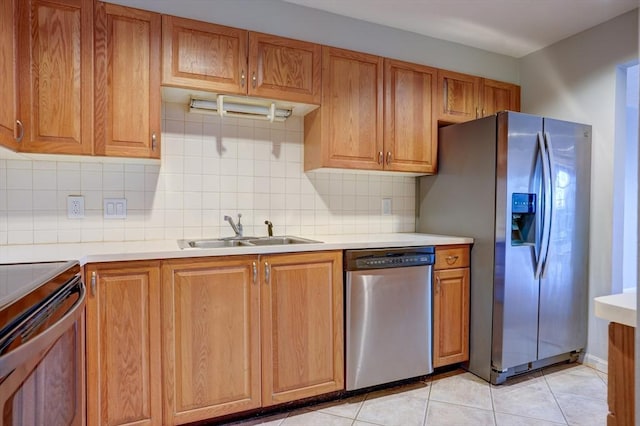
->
85, 261, 162, 426
261, 251, 344, 406
433, 245, 470, 368
607, 322, 635, 425
161, 256, 261, 424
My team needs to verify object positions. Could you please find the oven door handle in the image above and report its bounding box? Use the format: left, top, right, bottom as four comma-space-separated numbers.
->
0, 276, 86, 380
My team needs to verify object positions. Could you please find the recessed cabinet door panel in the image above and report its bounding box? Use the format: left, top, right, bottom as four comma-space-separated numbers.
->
248, 32, 321, 104
85, 261, 162, 426
384, 59, 437, 173
94, 3, 161, 158
433, 267, 470, 367
481, 78, 521, 116
162, 257, 261, 424
17, 0, 93, 154
323, 47, 383, 170
437, 69, 480, 124
261, 251, 344, 406
162, 15, 247, 94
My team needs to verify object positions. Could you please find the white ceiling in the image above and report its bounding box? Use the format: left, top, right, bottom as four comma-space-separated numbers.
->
281, 0, 638, 57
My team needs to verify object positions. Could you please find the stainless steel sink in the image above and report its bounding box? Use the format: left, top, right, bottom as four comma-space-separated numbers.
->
177, 235, 321, 249
245, 236, 322, 246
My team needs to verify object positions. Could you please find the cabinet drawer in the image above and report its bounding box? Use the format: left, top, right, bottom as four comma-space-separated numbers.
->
435, 245, 470, 270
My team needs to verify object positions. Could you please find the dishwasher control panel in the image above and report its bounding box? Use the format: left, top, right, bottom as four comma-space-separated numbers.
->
344, 246, 435, 271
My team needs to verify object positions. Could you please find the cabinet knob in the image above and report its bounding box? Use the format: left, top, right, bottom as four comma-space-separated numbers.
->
378, 151, 383, 165
436, 275, 441, 293
386, 151, 391, 165
151, 132, 157, 150
15, 120, 24, 142
90, 271, 97, 297
252, 261, 257, 284
264, 262, 270, 284
240, 69, 246, 88
252, 72, 257, 88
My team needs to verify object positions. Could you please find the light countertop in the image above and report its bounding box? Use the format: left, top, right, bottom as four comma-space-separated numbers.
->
0, 233, 473, 265
594, 292, 636, 328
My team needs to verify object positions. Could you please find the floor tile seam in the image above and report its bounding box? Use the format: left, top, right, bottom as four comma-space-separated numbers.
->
488, 379, 498, 426
549, 389, 607, 402
491, 407, 569, 424
425, 397, 495, 413
543, 375, 571, 426
306, 407, 361, 423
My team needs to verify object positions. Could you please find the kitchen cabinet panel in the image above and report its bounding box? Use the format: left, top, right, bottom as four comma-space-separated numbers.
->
261, 251, 344, 406
436, 69, 481, 123
433, 245, 470, 368
85, 261, 162, 426
384, 59, 437, 173
94, 2, 161, 158
0, 0, 18, 150
162, 16, 247, 95
16, 0, 93, 155
607, 322, 635, 425
161, 256, 261, 425
481, 77, 521, 116
305, 47, 384, 171
248, 32, 321, 104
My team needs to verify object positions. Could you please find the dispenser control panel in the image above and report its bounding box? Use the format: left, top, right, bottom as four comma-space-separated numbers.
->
512, 193, 536, 213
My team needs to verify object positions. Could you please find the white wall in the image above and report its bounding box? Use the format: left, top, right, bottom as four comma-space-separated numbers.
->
519, 10, 638, 364
0, 105, 417, 245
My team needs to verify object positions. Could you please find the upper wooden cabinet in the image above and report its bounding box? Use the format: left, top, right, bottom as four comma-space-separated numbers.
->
94, 2, 161, 159
161, 256, 261, 425
305, 47, 384, 171
437, 69, 520, 123
261, 251, 344, 406
162, 16, 321, 104
384, 59, 437, 174
85, 261, 162, 426
0, 0, 18, 151
16, 0, 94, 155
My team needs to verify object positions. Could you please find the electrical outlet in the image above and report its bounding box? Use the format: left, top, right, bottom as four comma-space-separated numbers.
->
67, 195, 85, 219
104, 198, 127, 219
382, 198, 392, 215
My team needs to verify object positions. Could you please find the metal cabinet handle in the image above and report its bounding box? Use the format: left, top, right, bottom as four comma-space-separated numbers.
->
436, 275, 441, 293
264, 262, 270, 284
445, 255, 459, 265
252, 261, 257, 284
386, 151, 391, 165
240, 69, 246, 88
252, 72, 257, 88
15, 120, 24, 142
475, 107, 479, 118
482, 108, 486, 117
378, 151, 383, 164
90, 271, 97, 297
151, 132, 157, 150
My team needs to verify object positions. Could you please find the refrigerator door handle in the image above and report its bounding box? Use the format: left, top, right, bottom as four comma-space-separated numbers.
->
540, 131, 556, 278
535, 131, 552, 280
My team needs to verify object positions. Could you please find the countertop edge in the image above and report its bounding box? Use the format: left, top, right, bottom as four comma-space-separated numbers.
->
594, 292, 637, 328
0, 233, 474, 265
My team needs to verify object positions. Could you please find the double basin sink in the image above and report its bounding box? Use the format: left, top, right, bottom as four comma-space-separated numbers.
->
178, 236, 322, 249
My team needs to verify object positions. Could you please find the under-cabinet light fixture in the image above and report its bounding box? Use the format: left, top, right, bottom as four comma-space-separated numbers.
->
189, 96, 292, 122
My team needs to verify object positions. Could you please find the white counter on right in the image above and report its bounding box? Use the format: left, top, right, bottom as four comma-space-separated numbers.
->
594, 292, 636, 327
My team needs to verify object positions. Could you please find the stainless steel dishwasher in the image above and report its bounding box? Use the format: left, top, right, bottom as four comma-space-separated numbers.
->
345, 246, 435, 390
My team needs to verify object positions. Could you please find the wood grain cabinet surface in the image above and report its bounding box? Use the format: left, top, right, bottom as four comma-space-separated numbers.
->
85, 261, 162, 426
16, 0, 94, 155
161, 256, 261, 425
433, 245, 470, 368
437, 69, 520, 124
607, 322, 635, 426
0, 0, 18, 151
94, 2, 161, 159
162, 16, 321, 105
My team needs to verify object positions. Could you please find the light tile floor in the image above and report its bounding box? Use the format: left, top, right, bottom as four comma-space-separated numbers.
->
229, 363, 608, 426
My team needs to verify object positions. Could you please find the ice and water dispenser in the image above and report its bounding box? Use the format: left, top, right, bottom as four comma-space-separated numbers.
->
511, 193, 536, 245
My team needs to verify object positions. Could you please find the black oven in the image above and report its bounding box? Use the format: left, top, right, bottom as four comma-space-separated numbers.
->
0, 261, 85, 426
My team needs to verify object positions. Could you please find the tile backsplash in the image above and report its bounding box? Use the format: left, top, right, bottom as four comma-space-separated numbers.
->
0, 103, 416, 245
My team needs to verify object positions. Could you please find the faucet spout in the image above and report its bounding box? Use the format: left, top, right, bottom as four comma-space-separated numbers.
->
265, 220, 273, 237
224, 214, 243, 237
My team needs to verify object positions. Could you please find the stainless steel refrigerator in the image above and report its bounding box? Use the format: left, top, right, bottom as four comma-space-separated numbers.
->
417, 111, 591, 384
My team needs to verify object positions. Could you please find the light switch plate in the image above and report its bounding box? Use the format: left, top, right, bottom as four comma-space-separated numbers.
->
382, 198, 392, 215
67, 195, 85, 219
104, 198, 127, 219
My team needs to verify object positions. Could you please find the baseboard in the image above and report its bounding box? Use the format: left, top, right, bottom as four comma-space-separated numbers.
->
582, 352, 608, 374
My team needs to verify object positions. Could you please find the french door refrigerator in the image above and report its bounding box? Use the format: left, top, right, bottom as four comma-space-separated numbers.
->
417, 111, 591, 384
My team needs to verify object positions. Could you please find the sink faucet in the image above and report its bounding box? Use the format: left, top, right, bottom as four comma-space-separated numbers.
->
224, 213, 243, 237
265, 220, 273, 237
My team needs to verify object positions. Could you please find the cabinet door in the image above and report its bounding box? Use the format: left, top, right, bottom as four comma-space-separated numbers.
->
94, 2, 161, 158
433, 267, 470, 367
384, 59, 437, 173
305, 47, 383, 171
85, 261, 162, 426
481, 78, 521, 116
16, 0, 93, 155
162, 15, 247, 94
261, 251, 344, 406
0, 0, 19, 150
436, 69, 480, 123
161, 257, 261, 424
248, 32, 321, 104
